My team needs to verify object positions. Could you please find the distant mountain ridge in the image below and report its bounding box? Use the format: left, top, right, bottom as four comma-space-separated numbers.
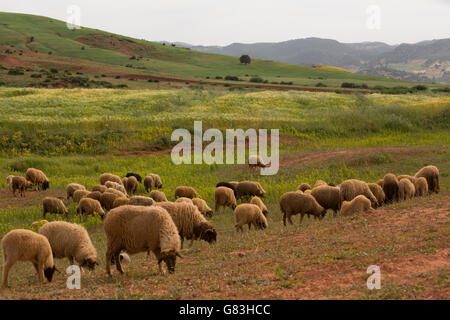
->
171, 38, 450, 83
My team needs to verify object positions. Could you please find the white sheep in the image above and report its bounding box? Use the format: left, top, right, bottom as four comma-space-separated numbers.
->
234, 204, 268, 232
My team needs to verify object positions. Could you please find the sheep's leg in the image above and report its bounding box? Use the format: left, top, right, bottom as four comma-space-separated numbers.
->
105, 248, 114, 276
248, 223, 251, 230
180, 236, 184, 249
36, 263, 44, 283
282, 212, 287, 226
299, 214, 304, 225
2, 259, 12, 288
288, 214, 294, 225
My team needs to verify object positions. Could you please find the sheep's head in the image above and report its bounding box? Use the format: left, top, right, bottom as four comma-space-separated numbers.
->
205, 210, 213, 218
231, 204, 237, 210
81, 257, 98, 270
262, 209, 269, 217
194, 223, 217, 244
159, 249, 182, 274
42, 180, 50, 190
44, 265, 57, 282
255, 218, 268, 230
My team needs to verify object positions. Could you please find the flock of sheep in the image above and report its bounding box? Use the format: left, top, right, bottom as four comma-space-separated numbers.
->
1, 164, 440, 288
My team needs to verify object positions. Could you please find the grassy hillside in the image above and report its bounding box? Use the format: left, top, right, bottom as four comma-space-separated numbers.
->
0, 12, 445, 91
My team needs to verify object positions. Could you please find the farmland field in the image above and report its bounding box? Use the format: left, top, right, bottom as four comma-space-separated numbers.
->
0, 87, 449, 299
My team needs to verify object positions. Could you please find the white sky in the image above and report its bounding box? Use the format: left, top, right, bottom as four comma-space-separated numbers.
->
0, 0, 449, 46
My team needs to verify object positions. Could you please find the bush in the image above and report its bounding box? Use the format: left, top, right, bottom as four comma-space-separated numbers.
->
8, 69, 24, 75
215, 76, 223, 79
30, 74, 42, 78
315, 82, 327, 87
225, 75, 240, 81
50, 68, 58, 74
341, 82, 357, 88
413, 85, 427, 91
239, 55, 251, 65
250, 77, 264, 83
115, 75, 121, 79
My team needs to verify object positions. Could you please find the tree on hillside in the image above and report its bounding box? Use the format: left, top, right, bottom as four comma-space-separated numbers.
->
239, 54, 251, 65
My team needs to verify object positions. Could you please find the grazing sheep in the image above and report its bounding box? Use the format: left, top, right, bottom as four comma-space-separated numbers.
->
149, 190, 168, 202
25, 168, 50, 191
383, 174, 399, 203
6, 175, 14, 191
156, 202, 217, 248
340, 179, 378, 208
66, 183, 86, 201
175, 197, 194, 204
105, 188, 127, 198
76, 198, 105, 220
105, 181, 127, 196
398, 178, 415, 201
43, 197, 68, 219
368, 183, 385, 207
192, 198, 213, 217
100, 173, 123, 186
1, 229, 56, 287
250, 196, 269, 216
112, 197, 130, 208
39, 221, 97, 270
234, 204, 268, 232
86, 191, 102, 202
313, 180, 327, 189
215, 182, 238, 198
30, 220, 49, 230
311, 185, 342, 215
125, 172, 142, 183
414, 177, 428, 197
104, 205, 182, 275
72, 189, 91, 203
229, 181, 239, 189
280, 192, 326, 226
11, 176, 32, 197
414, 165, 440, 194
174, 186, 199, 199
377, 179, 384, 188
397, 175, 416, 184
236, 180, 266, 199
143, 174, 163, 192
100, 192, 121, 211
248, 155, 270, 169
296, 183, 311, 192
214, 186, 237, 213
122, 176, 138, 195
92, 184, 107, 193
340, 195, 372, 216
129, 196, 155, 207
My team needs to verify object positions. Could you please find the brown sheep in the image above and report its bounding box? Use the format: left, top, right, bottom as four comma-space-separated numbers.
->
234, 204, 268, 232
279, 191, 326, 226
66, 183, 86, 201
100, 173, 123, 186
92, 184, 107, 193
398, 178, 415, 201
11, 176, 32, 197
377, 179, 384, 188
100, 192, 121, 211
25, 168, 50, 191
129, 196, 154, 207
76, 198, 105, 220
192, 198, 213, 217
149, 190, 168, 202
174, 186, 198, 199
42, 197, 68, 219
112, 197, 130, 208
340, 195, 372, 216
397, 175, 416, 184
214, 186, 237, 213
313, 180, 327, 189
250, 196, 269, 216
175, 197, 193, 204
143, 174, 163, 192
310, 185, 341, 215
236, 181, 266, 199
383, 173, 399, 203
122, 176, 138, 195
340, 179, 378, 208
86, 191, 102, 202
414, 177, 428, 197
414, 165, 440, 194
296, 183, 311, 192
368, 183, 385, 207
72, 190, 91, 203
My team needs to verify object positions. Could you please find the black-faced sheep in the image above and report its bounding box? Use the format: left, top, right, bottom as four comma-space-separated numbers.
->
25, 168, 50, 191
214, 186, 237, 213
100, 173, 123, 186
42, 197, 68, 219
1, 229, 56, 287
72, 189, 91, 203
104, 205, 182, 275
310, 185, 341, 215
122, 176, 138, 195
340, 179, 378, 208
368, 183, 385, 207
279, 191, 326, 226
11, 176, 32, 197
414, 177, 428, 197
234, 204, 268, 232
236, 180, 266, 199
398, 178, 415, 201
340, 195, 372, 216
126, 172, 142, 183
76, 198, 105, 220
174, 186, 199, 199
296, 183, 311, 192
129, 196, 155, 207
215, 182, 238, 198
149, 190, 168, 202
382, 173, 399, 203
39, 221, 98, 270
156, 202, 217, 248
66, 183, 86, 201
414, 165, 440, 194
250, 196, 269, 216
192, 198, 213, 217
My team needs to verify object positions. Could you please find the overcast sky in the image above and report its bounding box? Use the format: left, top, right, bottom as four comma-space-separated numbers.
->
1, 0, 449, 46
